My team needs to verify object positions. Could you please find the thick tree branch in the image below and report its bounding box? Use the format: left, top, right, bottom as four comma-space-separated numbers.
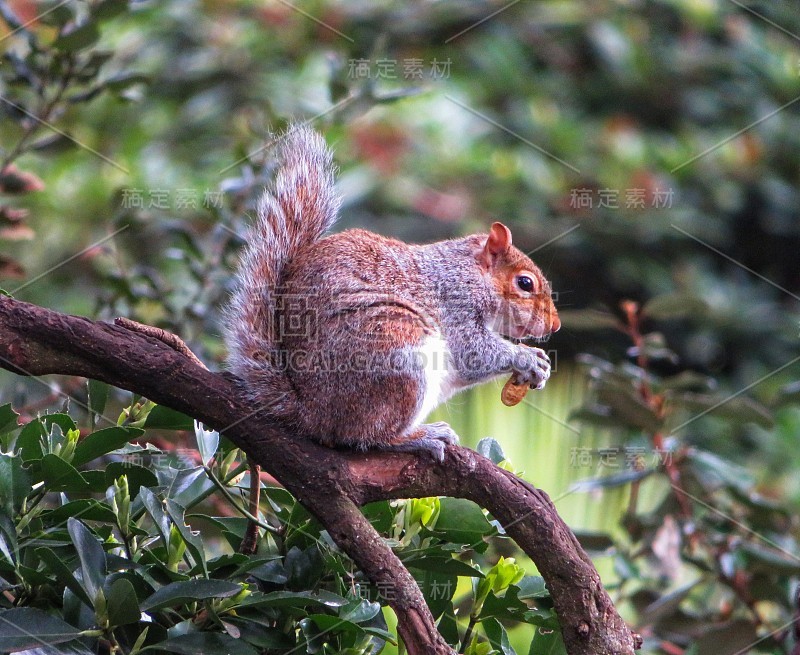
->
0, 296, 640, 655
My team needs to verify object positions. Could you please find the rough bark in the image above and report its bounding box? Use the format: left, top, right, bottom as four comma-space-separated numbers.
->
0, 296, 640, 655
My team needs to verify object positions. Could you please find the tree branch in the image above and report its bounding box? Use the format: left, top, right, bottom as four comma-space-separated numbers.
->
0, 296, 640, 655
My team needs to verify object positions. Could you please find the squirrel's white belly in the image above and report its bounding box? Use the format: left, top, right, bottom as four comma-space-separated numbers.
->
409, 334, 455, 429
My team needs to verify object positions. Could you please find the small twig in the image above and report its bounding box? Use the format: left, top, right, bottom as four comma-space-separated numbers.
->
204, 465, 280, 537
114, 317, 207, 369
239, 457, 262, 554
459, 614, 479, 653
620, 300, 692, 519
1, 54, 74, 171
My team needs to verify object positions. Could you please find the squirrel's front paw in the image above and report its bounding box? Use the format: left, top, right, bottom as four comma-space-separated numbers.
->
512, 345, 551, 390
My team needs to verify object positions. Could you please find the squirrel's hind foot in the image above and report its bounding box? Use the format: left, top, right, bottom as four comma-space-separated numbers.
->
381, 422, 460, 463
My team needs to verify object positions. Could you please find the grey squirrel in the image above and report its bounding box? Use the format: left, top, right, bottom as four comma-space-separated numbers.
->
225, 126, 560, 461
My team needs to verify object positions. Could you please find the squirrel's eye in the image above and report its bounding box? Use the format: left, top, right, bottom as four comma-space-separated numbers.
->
516, 275, 535, 293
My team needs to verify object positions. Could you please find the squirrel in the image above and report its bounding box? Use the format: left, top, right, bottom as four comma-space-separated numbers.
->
224, 126, 560, 461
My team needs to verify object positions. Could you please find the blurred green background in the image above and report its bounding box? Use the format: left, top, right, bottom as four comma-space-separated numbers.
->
2, 1, 800, 653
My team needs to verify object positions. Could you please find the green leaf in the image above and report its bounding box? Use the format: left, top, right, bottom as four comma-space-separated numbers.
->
632, 331, 678, 364
476, 581, 531, 622
433, 498, 493, 544
595, 383, 662, 432
438, 602, 460, 646
16, 563, 51, 586
687, 449, 753, 492
414, 567, 457, 620
571, 468, 653, 492
103, 72, 150, 93
669, 392, 773, 429
339, 598, 381, 623
218, 618, 295, 649
30, 132, 76, 152
775, 380, 800, 408
37, 1, 74, 26
738, 542, 800, 575
36, 640, 97, 655
361, 500, 394, 533
0, 512, 18, 567
104, 461, 158, 498
142, 632, 258, 655
693, 618, 758, 655
40, 454, 90, 492
637, 580, 700, 626
67, 517, 107, 604
91, 0, 128, 20
75, 51, 114, 80
165, 499, 207, 577
0, 404, 19, 435
476, 558, 526, 618
194, 423, 218, 466
17, 414, 76, 462
235, 589, 348, 610
405, 556, 483, 578
143, 405, 194, 431
168, 467, 214, 509
87, 379, 110, 424
476, 437, 506, 465
72, 426, 144, 466
568, 404, 630, 429
515, 576, 550, 600
304, 613, 364, 637
107, 577, 141, 627
572, 532, 615, 552
35, 547, 93, 608
140, 487, 171, 545
140, 579, 242, 612
247, 559, 289, 585
298, 615, 325, 654
0, 452, 31, 515
0, 608, 82, 651
642, 293, 706, 320
658, 371, 716, 392
483, 617, 517, 655
528, 625, 567, 655
53, 21, 100, 51
556, 309, 620, 331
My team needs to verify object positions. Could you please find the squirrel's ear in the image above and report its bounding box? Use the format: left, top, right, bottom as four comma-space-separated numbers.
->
479, 222, 512, 269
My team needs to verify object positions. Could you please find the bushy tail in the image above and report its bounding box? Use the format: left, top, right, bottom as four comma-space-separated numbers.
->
224, 126, 340, 412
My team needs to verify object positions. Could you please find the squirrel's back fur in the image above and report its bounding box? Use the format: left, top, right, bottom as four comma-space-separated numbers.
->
224, 126, 341, 414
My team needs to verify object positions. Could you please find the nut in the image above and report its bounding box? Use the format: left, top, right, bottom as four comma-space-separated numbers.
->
501, 376, 528, 406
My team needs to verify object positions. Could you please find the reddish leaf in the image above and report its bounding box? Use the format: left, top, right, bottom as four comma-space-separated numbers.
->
0, 255, 25, 279
0, 165, 45, 194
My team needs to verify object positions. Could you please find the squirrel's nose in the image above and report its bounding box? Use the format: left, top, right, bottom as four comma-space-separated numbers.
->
551, 314, 561, 333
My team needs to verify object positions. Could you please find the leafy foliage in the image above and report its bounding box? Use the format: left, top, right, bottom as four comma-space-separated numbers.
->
0, 400, 560, 654
566, 302, 799, 654
0, 0, 144, 280
1, 0, 800, 653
